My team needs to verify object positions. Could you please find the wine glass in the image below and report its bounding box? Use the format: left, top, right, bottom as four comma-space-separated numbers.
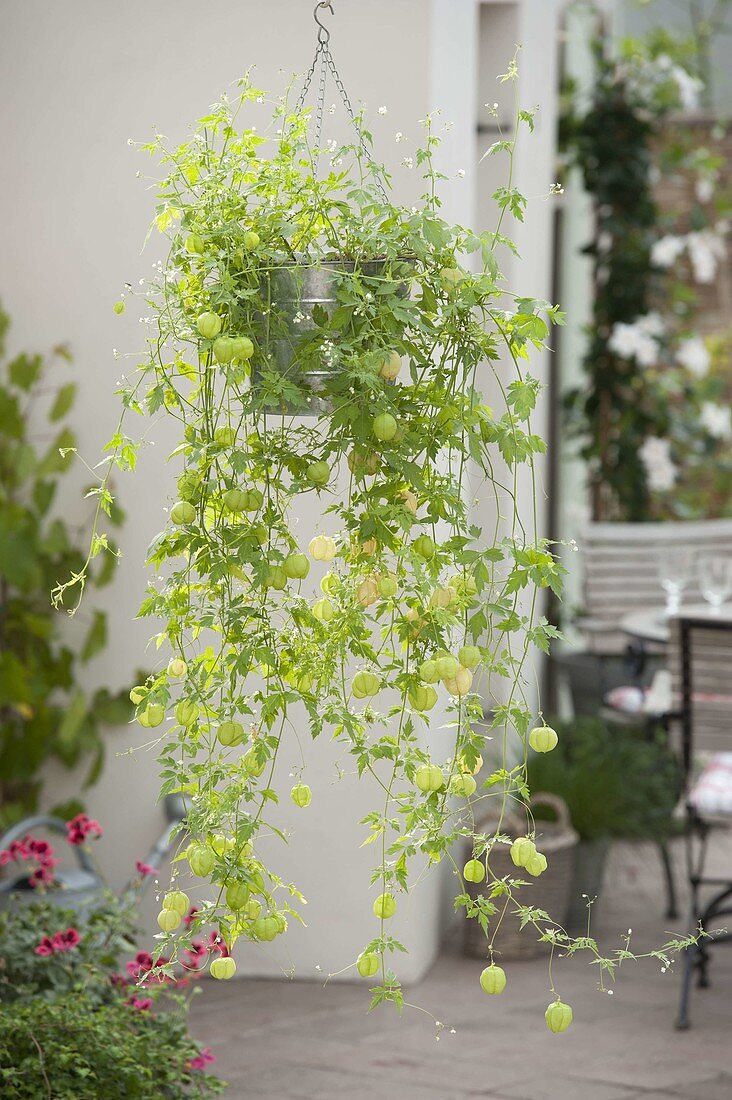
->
657, 549, 694, 617
698, 553, 732, 612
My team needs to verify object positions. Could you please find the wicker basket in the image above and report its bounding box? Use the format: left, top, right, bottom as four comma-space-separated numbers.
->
463, 793, 579, 961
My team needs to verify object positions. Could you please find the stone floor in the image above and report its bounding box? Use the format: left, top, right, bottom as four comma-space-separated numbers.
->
191, 836, 732, 1099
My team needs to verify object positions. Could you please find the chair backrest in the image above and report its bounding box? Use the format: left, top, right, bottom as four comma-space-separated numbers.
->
579, 519, 732, 655
668, 611, 732, 774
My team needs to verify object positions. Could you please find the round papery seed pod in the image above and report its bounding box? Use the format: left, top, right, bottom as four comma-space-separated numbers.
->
213, 336, 235, 365
157, 908, 182, 933
307, 460, 330, 486
419, 659, 439, 684
409, 684, 438, 712
217, 720, 245, 747
360, 537, 377, 556
309, 534, 337, 561
267, 565, 288, 591
352, 671, 379, 698
243, 488, 263, 511
376, 573, 398, 599
415, 764, 444, 793
439, 266, 465, 291
312, 597, 334, 622
372, 412, 398, 441
223, 488, 248, 513
545, 1000, 573, 1034
225, 883, 250, 910
167, 657, 187, 679
401, 488, 418, 514
196, 311, 222, 339
458, 645, 481, 670
373, 893, 396, 919
291, 783, 312, 808
185, 233, 204, 255
175, 700, 199, 727
413, 534, 435, 560
177, 470, 201, 502
449, 773, 477, 797
138, 704, 164, 729
209, 834, 235, 857
357, 951, 380, 977
480, 964, 507, 995
210, 956, 237, 980
510, 836, 536, 868
525, 851, 547, 877
283, 553, 310, 580
129, 686, 146, 705
430, 586, 456, 609
187, 843, 215, 878
230, 336, 254, 361
378, 350, 402, 380
444, 667, 473, 696
243, 749, 265, 777
242, 230, 260, 250
162, 890, 189, 916
435, 655, 459, 681
463, 859, 486, 883
320, 572, 338, 595
170, 500, 196, 525
241, 898, 261, 921
528, 725, 558, 753
357, 578, 379, 607
252, 916, 280, 942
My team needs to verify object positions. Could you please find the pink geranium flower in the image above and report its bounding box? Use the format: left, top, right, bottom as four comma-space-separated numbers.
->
34, 936, 56, 957
129, 996, 153, 1012
65, 814, 103, 846
51, 928, 81, 952
135, 860, 157, 877
188, 1047, 216, 1071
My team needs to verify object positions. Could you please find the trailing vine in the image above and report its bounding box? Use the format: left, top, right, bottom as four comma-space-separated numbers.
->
59, 61, 695, 1028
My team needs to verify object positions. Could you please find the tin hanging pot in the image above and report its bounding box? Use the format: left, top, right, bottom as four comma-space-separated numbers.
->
253, 257, 412, 415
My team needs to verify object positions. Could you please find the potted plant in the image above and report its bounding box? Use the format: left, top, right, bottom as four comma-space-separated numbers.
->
528, 717, 681, 931
56, 58, 694, 1030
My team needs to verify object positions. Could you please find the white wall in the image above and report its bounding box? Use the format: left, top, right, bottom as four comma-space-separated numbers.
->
0, 0, 559, 979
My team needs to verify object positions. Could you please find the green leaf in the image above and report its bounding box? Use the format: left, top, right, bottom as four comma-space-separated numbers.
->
81, 611, 107, 663
49, 382, 76, 422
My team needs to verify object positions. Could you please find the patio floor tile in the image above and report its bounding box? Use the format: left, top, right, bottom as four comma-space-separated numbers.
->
191, 834, 732, 1099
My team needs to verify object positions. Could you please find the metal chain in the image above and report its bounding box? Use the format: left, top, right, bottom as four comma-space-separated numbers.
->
295, 2, 389, 203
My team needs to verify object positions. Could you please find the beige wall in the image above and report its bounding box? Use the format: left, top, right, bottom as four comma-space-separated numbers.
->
0, 0, 560, 979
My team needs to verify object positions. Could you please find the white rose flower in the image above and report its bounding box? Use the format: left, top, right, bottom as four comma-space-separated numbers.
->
677, 336, 710, 378
700, 402, 732, 440
639, 437, 678, 492
651, 235, 685, 269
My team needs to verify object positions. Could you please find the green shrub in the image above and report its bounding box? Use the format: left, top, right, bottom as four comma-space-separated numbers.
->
528, 717, 681, 841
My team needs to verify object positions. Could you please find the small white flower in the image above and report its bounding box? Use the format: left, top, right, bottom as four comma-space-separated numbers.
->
700, 402, 732, 440
651, 234, 685, 269
687, 229, 726, 284
677, 336, 710, 378
639, 436, 678, 492
608, 316, 662, 368
395, 131, 404, 143
328, 103, 336, 115
378, 105, 387, 115
457, 169, 466, 179
256, 96, 264, 104
402, 157, 413, 169
695, 176, 715, 204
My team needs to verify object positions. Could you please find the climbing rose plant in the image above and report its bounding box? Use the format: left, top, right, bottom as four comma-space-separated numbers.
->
59, 68, 694, 1029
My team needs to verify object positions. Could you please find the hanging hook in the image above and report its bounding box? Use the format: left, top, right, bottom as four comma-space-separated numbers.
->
313, 1, 334, 44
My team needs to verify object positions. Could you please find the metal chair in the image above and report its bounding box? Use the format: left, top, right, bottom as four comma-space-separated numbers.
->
668, 613, 732, 1029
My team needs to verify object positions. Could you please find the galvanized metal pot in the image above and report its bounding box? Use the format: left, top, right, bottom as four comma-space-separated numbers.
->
254, 259, 411, 415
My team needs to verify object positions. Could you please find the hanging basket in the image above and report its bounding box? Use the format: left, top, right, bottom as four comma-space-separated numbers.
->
253, 258, 412, 415
463, 792, 579, 961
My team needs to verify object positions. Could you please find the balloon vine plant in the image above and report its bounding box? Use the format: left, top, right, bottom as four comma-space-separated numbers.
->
57, 20, 695, 1033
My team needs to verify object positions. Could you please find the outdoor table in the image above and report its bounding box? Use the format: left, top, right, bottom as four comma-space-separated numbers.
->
620, 604, 732, 648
